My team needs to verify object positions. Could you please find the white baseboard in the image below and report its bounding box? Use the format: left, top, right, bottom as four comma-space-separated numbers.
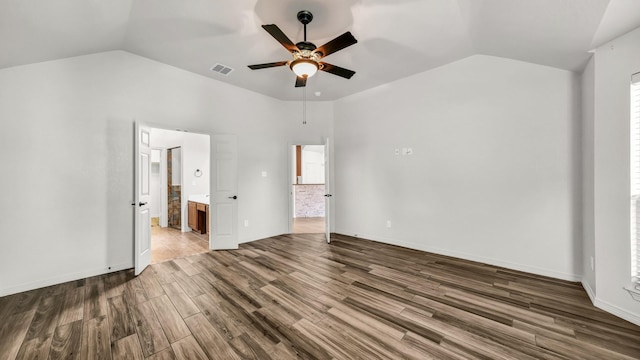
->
592, 297, 640, 327
580, 279, 640, 327
334, 231, 581, 282
0, 262, 132, 297
581, 279, 596, 303
238, 231, 290, 245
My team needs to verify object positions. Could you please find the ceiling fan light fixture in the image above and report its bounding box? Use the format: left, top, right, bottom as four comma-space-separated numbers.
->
290, 59, 318, 78
247, 10, 357, 88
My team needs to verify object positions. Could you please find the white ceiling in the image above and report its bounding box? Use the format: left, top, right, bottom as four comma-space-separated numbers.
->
1, 0, 640, 101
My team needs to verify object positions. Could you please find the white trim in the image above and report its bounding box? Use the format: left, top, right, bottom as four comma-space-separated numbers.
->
631, 80, 640, 281
334, 231, 582, 282
582, 279, 596, 303
592, 296, 640, 327
0, 262, 132, 297
581, 279, 640, 326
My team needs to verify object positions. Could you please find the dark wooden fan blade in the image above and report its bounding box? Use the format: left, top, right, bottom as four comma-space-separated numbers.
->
248, 61, 288, 70
262, 24, 298, 52
295, 75, 307, 87
315, 32, 357, 58
319, 63, 356, 79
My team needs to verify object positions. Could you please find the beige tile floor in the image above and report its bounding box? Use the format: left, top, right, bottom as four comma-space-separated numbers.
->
151, 217, 324, 264
151, 225, 209, 264
292, 217, 325, 233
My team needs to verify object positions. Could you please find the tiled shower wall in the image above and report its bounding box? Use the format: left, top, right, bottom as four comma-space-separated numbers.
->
168, 148, 181, 229
169, 185, 181, 228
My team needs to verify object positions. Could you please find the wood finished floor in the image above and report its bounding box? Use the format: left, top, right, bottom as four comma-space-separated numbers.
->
1, 233, 639, 359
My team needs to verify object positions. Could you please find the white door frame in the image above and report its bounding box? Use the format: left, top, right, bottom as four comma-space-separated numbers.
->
324, 138, 331, 243
159, 148, 168, 228
149, 147, 167, 228
287, 141, 330, 234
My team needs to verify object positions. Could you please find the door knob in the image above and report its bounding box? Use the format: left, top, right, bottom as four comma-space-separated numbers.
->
228, 195, 237, 200
139, 202, 148, 206
324, 194, 332, 197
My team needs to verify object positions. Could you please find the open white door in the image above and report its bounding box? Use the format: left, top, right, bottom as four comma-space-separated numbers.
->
134, 123, 152, 275
324, 138, 331, 243
211, 134, 239, 249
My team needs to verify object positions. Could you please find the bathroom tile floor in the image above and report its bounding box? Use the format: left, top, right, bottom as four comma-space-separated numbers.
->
151, 226, 209, 264
292, 216, 325, 234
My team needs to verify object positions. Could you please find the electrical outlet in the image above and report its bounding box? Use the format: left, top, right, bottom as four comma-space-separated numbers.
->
244, 220, 249, 227
386, 220, 392, 228
261, 171, 267, 177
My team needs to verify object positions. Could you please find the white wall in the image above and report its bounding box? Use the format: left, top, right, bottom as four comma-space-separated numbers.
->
301, 145, 325, 184
0, 50, 332, 296
334, 54, 582, 281
150, 154, 161, 218
588, 26, 640, 325
171, 148, 182, 185
582, 56, 597, 297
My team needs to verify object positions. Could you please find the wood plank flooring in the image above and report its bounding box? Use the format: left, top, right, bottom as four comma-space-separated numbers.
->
1, 233, 639, 359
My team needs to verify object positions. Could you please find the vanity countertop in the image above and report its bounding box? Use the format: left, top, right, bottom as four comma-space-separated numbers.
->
188, 194, 210, 205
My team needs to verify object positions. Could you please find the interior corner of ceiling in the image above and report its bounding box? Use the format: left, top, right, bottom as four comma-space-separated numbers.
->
587, 0, 617, 51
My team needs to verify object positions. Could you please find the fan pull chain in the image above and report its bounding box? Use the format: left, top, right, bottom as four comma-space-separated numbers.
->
303, 87, 307, 125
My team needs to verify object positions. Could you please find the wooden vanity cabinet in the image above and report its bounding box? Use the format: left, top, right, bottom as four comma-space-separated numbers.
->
188, 200, 209, 235
188, 201, 197, 229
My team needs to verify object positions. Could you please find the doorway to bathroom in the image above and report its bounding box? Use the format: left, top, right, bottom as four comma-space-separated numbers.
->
149, 128, 210, 263
291, 144, 326, 234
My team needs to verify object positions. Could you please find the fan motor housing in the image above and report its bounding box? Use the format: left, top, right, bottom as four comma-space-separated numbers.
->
296, 41, 316, 51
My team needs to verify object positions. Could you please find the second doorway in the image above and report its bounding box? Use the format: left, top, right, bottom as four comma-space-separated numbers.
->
291, 144, 325, 234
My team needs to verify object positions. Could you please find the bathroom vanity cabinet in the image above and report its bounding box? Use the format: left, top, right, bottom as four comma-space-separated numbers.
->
188, 200, 209, 235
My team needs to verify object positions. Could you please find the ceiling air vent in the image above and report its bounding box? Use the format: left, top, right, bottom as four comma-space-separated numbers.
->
210, 63, 234, 76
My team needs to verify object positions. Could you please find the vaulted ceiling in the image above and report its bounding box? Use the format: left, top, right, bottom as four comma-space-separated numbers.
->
1, 0, 640, 100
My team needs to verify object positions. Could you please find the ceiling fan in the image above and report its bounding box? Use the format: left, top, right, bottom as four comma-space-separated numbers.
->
248, 10, 358, 88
